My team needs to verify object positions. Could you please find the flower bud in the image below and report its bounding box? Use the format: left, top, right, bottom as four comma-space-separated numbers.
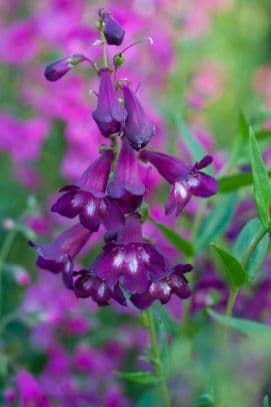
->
44, 54, 87, 81
99, 9, 125, 46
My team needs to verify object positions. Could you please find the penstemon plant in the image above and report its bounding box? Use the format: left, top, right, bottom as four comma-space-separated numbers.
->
0, 5, 267, 407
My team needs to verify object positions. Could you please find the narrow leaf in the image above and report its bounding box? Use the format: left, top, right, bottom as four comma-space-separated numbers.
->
233, 218, 269, 280
150, 217, 194, 257
250, 128, 271, 228
208, 309, 271, 341
115, 371, 161, 385
263, 396, 270, 407
196, 193, 238, 253
212, 244, 247, 288
178, 119, 206, 161
219, 171, 271, 193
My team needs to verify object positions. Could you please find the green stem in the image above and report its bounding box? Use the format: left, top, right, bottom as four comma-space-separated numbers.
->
146, 308, 171, 407
224, 227, 269, 318
100, 30, 108, 67
0, 228, 17, 317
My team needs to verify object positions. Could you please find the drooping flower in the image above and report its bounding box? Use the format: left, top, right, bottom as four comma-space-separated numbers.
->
99, 9, 125, 46
140, 150, 218, 215
16, 370, 52, 407
130, 264, 192, 309
51, 150, 124, 234
29, 223, 92, 288
107, 138, 145, 213
123, 84, 156, 150
86, 213, 183, 294
44, 54, 88, 81
92, 68, 127, 137
74, 270, 127, 306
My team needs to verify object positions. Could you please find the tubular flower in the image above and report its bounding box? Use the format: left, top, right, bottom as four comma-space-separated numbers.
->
108, 138, 145, 213
51, 150, 124, 233
130, 264, 192, 309
123, 85, 156, 150
99, 9, 125, 46
92, 68, 127, 137
29, 223, 91, 289
74, 270, 127, 306
44, 54, 88, 81
89, 213, 182, 294
140, 150, 218, 215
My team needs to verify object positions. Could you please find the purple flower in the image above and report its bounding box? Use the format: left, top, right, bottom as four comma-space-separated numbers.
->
74, 270, 127, 306
51, 150, 124, 233
29, 223, 91, 288
123, 85, 156, 150
140, 150, 218, 215
16, 370, 52, 407
130, 264, 192, 309
88, 213, 179, 294
99, 9, 125, 46
92, 68, 127, 137
108, 138, 145, 213
44, 54, 87, 81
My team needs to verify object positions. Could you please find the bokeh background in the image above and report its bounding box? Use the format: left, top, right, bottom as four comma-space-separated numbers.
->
1, 0, 271, 406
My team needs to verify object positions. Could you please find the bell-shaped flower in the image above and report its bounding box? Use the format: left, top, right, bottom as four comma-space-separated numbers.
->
17, 370, 52, 407
74, 270, 127, 306
99, 9, 125, 46
29, 223, 91, 288
123, 85, 156, 150
92, 68, 127, 137
44, 54, 88, 81
89, 213, 179, 294
51, 150, 124, 233
130, 264, 192, 309
140, 150, 218, 215
107, 138, 145, 213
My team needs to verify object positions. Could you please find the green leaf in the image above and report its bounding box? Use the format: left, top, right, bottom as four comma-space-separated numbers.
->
178, 120, 206, 161
218, 171, 271, 194
208, 309, 271, 341
249, 128, 271, 228
194, 394, 214, 407
152, 302, 178, 336
255, 129, 271, 140
136, 390, 160, 407
263, 396, 270, 407
150, 217, 194, 257
233, 218, 269, 280
115, 371, 161, 385
196, 193, 238, 253
212, 244, 247, 288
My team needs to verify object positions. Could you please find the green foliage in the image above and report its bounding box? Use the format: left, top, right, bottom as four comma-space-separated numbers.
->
249, 128, 271, 228
212, 244, 247, 288
196, 193, 238, 253
233, 218, 269, 280
115, 371, 161, 385
263, 396, 270, 407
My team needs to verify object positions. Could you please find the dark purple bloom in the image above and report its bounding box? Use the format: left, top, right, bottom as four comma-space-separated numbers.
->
51, 150, 124, 234
89, 213, 179, 294
123, 85, 156, 150
44, 54, 87, 81
74, 270, 126, 306
107, 138, 145, 213
140, 150, 218, 215
131, 264, 192, 309
99, 9, 125, 46
92, 68, 127, 137
29, 224, 91, 288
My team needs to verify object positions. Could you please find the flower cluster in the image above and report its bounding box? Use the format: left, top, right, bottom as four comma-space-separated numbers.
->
31, 8, 217, 310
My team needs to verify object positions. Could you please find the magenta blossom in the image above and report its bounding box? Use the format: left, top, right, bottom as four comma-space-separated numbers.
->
108, 138, 145, 213
99, 8, 125, 46
123, 84, 156, 150
140, 150, 218, 215
92, 68, 127, 137
30, 223, 92, 288
52, 150, 124, 233
16, 370, 52, 407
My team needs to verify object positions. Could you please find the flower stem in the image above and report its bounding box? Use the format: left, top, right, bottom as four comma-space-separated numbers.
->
100, 30, 108, 68
146, 308, 171, 407
224, 227, 269, 318
0, 227, 17, 317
